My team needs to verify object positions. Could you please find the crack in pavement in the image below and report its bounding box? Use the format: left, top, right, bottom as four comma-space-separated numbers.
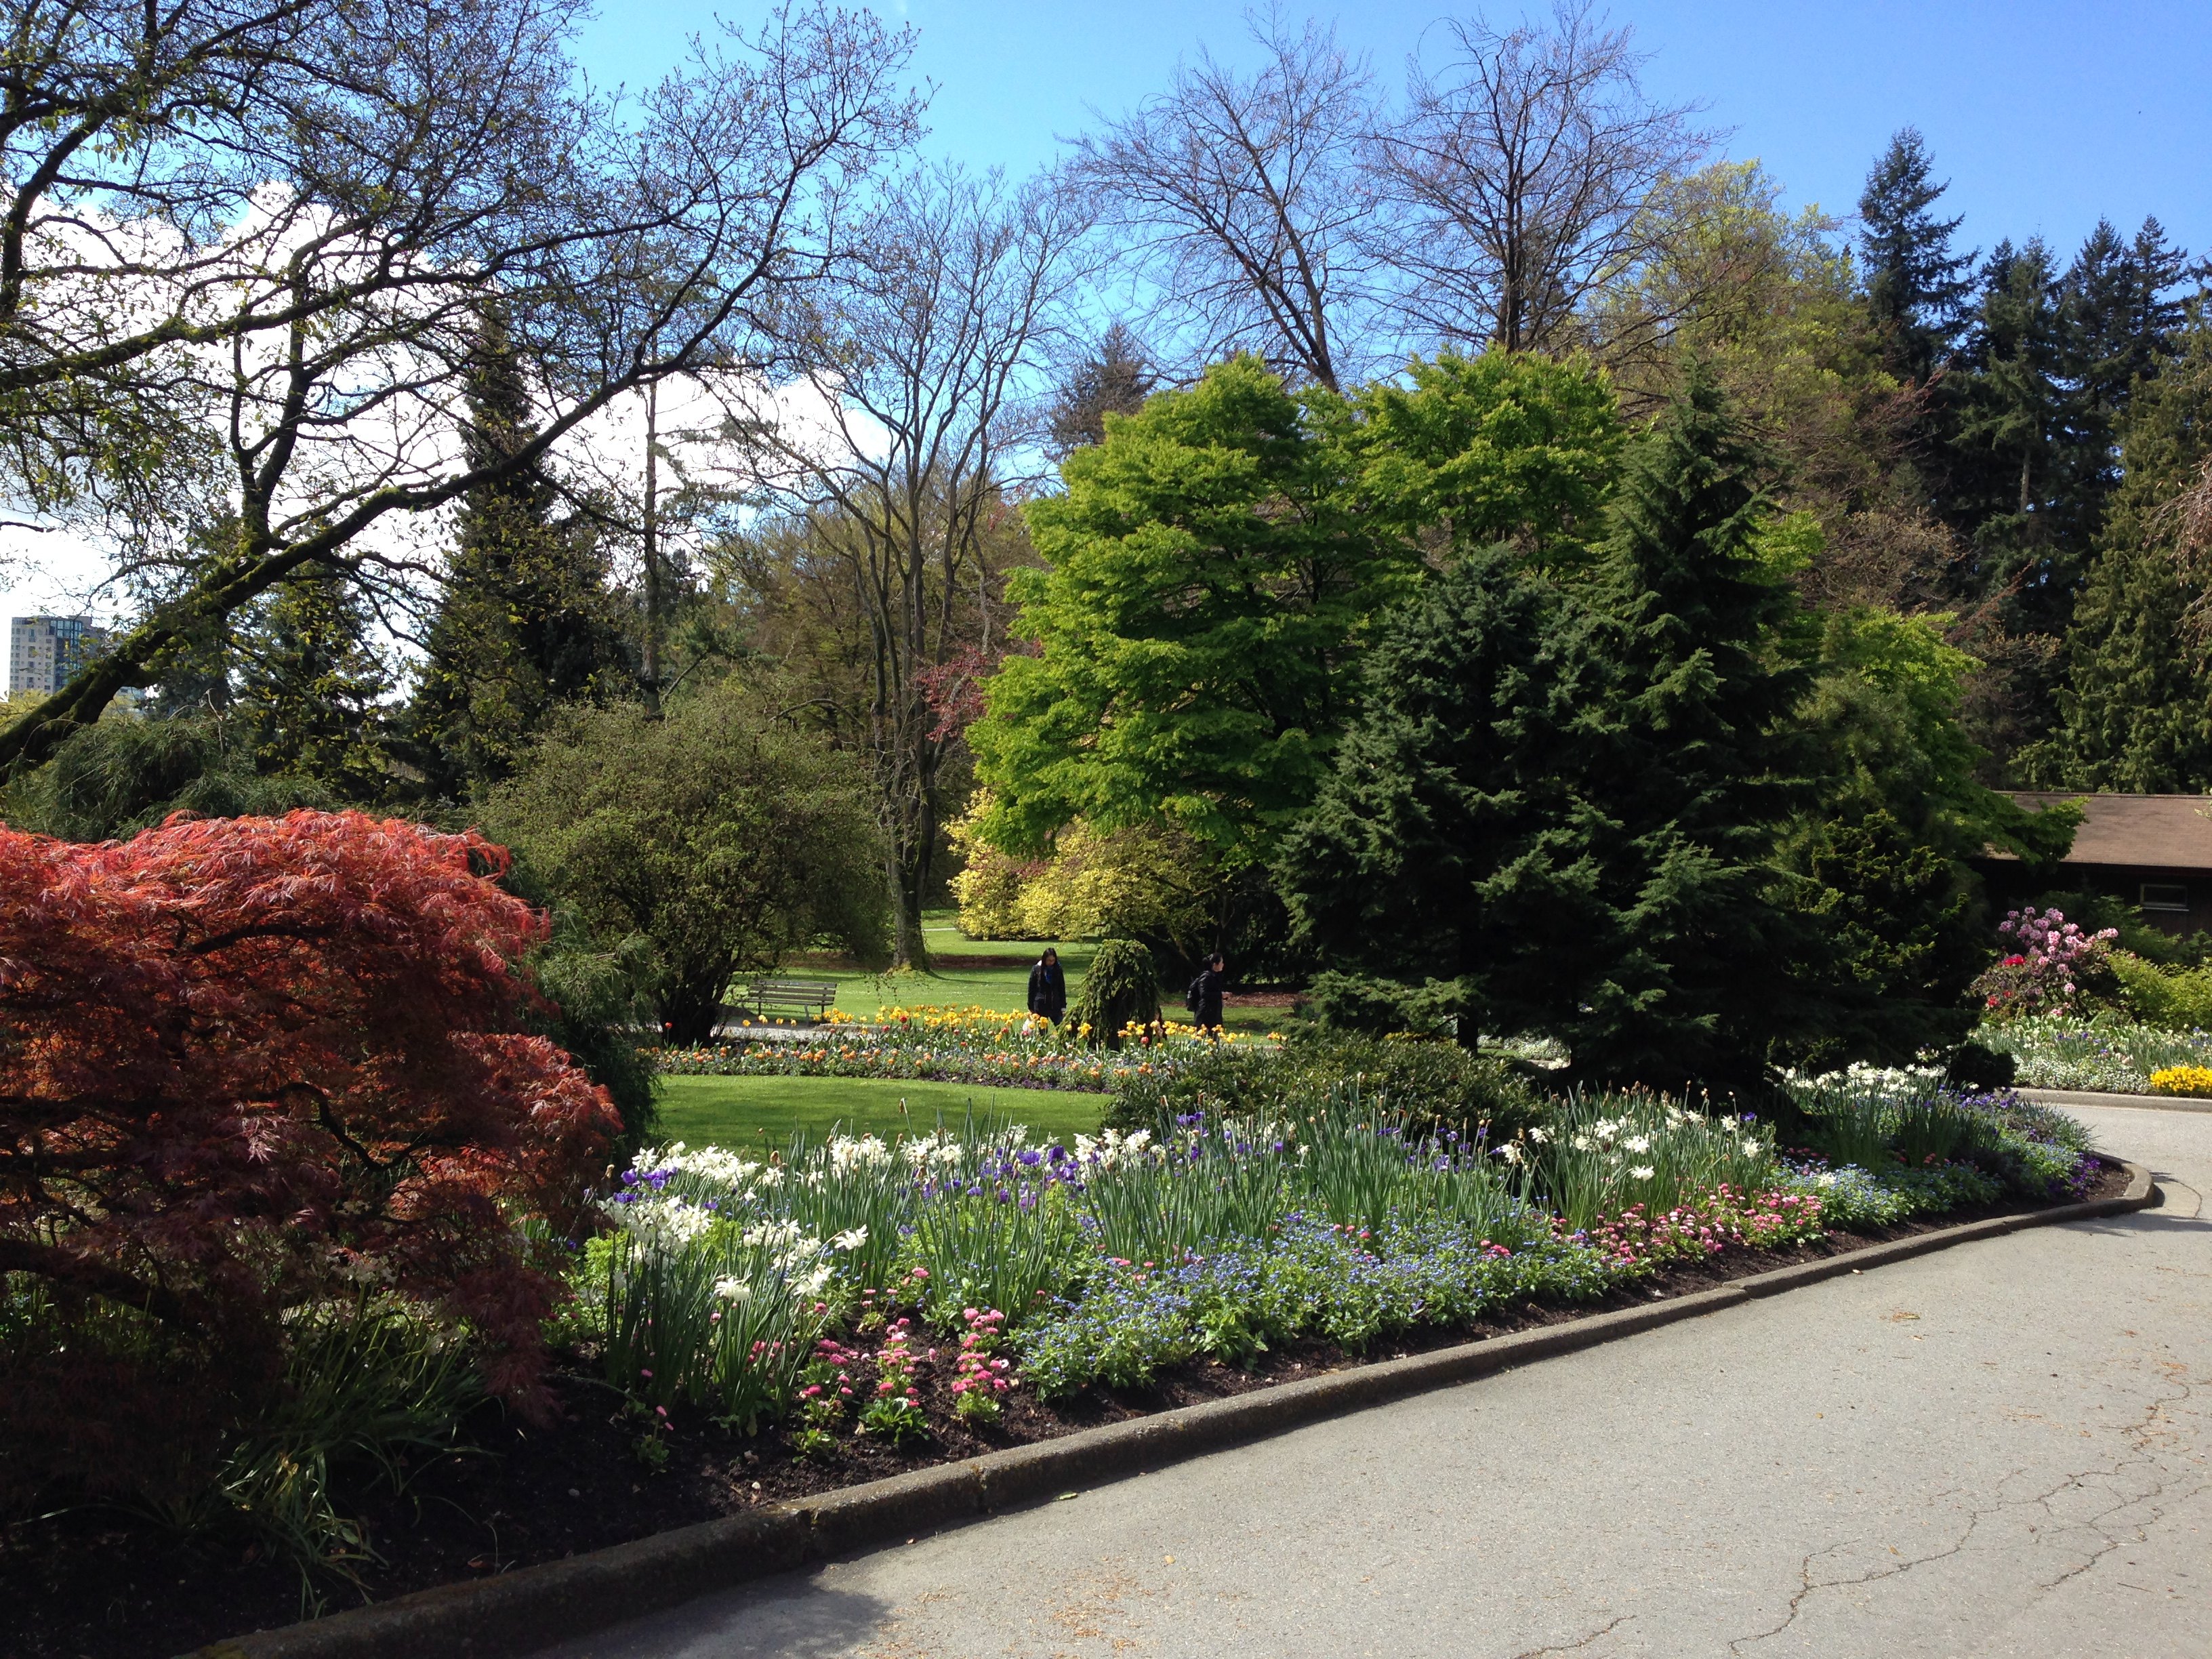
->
1727, 1378, 2202, 1654
2032, 1376, 2207, 1595
1511, 1614, 1630, 1659
1725, 1477, 2013, 1656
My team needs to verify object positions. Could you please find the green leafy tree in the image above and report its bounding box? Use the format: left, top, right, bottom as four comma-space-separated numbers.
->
1343, 350, 1620, 564
485, 683, 890, 1044
970, 356, 1416, 875
970, 352, 1617, 883
403, 306, 629, 799
4, 716, 330, 842
1782, 605, 2063, 1063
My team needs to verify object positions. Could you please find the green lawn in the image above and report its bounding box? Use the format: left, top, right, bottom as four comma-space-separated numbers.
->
785, 916, 1095, 1018
651, 1073, 1110, 1150
781, 911, 1277, 1033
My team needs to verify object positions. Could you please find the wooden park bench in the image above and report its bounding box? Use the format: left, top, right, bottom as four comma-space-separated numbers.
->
720, 977, 838, 1025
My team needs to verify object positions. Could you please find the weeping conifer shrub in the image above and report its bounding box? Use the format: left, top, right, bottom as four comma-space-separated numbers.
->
1071, 938, 1162, 1048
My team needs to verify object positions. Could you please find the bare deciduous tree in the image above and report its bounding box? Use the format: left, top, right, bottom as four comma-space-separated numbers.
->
1369, 1, 1713, 354
731, 165, 1084, 964
0, 0, 920, 776
1067, 8, 1378, 391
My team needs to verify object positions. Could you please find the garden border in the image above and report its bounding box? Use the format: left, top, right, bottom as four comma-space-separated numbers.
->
190, 1157, 2159, 1659
2019, 1086, 2212, 1115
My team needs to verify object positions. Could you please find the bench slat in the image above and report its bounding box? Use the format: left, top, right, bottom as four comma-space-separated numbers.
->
717, 975, 840, 1025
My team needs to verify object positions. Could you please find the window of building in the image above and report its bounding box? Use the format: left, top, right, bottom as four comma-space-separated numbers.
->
2139, 882, 2190, 914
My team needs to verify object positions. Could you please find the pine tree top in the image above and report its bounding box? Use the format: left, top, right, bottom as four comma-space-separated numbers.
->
1858, 127, 1975, 382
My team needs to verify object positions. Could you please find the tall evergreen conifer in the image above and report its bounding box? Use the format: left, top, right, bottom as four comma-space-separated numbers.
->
2034, 316, 2212, 789
1954, 241, 2070, 551
1277, 548, 1609, 1048
1574, 367, 1812, 1089
405, 306, 626, 798
232, 564, 393, 799
2058, 217, 2190, 548
1046, 323, 1155, 457
1858, 129, 1974, 384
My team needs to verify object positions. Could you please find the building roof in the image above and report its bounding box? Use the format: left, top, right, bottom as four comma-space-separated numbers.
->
1991, 792, 2212, 872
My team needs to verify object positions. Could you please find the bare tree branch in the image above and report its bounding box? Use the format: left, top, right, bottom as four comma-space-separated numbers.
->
1067, 6, 1378, 391
0, 0, 921, 777
1368, 1, 1715, 354
724, 163, 1084, 963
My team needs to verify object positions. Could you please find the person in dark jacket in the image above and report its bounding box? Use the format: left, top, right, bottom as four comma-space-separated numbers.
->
1027, 947, 1067, 1023
1187, 952, 1227, 1033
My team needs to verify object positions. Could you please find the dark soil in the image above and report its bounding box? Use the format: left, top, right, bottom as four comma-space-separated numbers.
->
2, 1164, 2131, 1659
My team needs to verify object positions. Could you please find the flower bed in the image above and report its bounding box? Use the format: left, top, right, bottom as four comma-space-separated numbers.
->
1975, 1014, 2212, 1093
569, 1076, 2089, 1434
14, 1073, 2120, 1659
651, 1004, 1261, 1092
1780, 1061, 2102, 1196
24, 1143, 2129, 1659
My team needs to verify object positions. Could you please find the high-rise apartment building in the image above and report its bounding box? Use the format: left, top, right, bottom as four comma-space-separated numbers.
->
8, 615, 106, 696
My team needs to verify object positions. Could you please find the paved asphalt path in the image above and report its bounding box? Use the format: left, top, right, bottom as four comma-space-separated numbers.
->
543, 1105, 2212, 1659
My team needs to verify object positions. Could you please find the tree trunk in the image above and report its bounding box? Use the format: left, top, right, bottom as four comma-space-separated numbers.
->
640, 379, 663, 716
659, 954, 732, 1046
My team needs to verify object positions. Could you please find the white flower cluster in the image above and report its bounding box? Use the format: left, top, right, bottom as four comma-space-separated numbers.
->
629, 1141, 783, 1191
737, 1218, 836, 1300
1782, 1061, 1945, 1098
826, 1134, 893, 1172
1483, 1033, 1572, 1071
897, 1132, 971, 1172
1073, 1127, 1156, 1170
604, 1191, 716, 1247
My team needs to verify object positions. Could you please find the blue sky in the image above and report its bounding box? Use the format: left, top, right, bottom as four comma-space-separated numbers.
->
8, 0, 2204, 630
579, 0, 2212, 265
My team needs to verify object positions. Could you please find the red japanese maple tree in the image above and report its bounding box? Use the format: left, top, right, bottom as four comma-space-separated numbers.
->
0, 811, 621, 1416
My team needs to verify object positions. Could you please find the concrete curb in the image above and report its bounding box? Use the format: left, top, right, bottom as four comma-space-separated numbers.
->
2020, 1086, 2212, 1115
190, 1158, 2159, 1659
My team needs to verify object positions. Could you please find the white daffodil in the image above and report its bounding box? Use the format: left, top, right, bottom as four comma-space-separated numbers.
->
827, 1134, 893, 1172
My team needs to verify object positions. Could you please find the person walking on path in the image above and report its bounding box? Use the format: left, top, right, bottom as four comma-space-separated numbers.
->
1187, 951, 1227, 1034
1027, 947, 1067, 1024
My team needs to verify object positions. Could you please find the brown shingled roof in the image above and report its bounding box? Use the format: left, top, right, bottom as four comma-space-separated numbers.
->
1992, 792, 2212, 871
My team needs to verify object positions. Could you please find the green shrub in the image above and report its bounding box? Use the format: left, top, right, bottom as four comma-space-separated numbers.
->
3, 1287, 479, 1597
1105, 1029, 1549, 1141
1300, 970, 1462, 1038
2111, 951, 2212, 1029
1944, 1040, 2018, 1090
1071, 939, 1162, 1046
